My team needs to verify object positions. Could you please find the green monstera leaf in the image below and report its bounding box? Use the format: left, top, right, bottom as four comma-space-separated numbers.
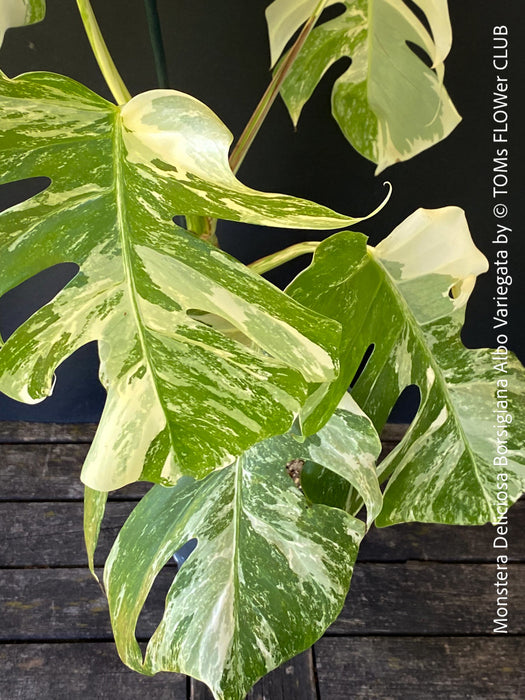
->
0, 70, 370, 492
287, 207, 525, 526
266, 0, 461, 172
103, 399, 380, 700
0, 0, 45, 46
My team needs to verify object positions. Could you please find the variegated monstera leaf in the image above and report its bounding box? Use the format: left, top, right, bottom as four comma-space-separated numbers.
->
287, 208, 525, 525
0, 0, 45, 46
0, 70, 368, 491
266, 0, 461, 172
100, 398, 381, 700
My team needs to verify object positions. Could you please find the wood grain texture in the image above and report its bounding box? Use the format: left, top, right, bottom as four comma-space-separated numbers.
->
0, 501, 134, 566
0, 643, 187, 699
0, 421, 523, 700
329, 562, 524, 635
358, 499, 525, 562
1, 564, 523, 641
315, 637, 525, 699
0, 422, 406, 445
0, 567, 174, 641
0, 422, 97, 443
3, 500, 525, 568
190, 650, 317, 700
0, 444, 148, 501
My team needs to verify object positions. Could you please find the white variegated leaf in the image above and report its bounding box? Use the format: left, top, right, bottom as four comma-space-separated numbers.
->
266, 0, 461, 172
104, 402, 378, 700
84, 485, 108, 580
287, 207, 525, 525
0, 70, 368, 491
0, 0, 45, 46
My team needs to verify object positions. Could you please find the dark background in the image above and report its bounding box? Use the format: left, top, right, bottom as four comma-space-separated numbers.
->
0, 0, 523, 422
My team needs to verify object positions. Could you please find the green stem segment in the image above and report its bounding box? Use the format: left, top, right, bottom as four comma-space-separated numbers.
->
229, 0, 329, 175
144, 0, 170, 89
249, 241, 320, 275
206, 0, 329, 245
76, 0, 132, 105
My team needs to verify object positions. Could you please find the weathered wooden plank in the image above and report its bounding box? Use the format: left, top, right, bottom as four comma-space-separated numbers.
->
0, 424, 404, 452
0, 564, 522, 641
330, 562, 523, 635
358, 498, 525, 562
0, 422, 406, 445
315, 637, 525, 699
3, 499, 525, 568
0, 502, 134, 567
0, 568, 174, 641
190, 650, 317, 700
0, 643, 187, 699
0, 422, 97, 443
0, 444, 148, 501
0, 422, 406, 502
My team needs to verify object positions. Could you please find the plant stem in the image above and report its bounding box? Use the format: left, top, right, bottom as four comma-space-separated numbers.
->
206, 0, 328, 246
76, 0, 132, 105
144, 0, 170, 89
229, 0, 329, 175
248, 241, 320, 275
186, 214, 218, 247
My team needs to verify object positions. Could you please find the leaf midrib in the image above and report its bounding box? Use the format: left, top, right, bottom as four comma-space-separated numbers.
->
112, 111, 179, 471
372, 253, 494, 514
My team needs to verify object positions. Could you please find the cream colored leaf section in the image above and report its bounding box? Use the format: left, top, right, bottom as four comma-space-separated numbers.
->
266, 0, 339, 67
121, 88, 365, 228
0, 0, 45, 46
104, 416, 370, 699
0, 70, 358, 494
375, 207, 488, 285
268, 0, 461, 171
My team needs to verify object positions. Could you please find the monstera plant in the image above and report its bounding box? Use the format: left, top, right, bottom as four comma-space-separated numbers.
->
0, 1, 523, 699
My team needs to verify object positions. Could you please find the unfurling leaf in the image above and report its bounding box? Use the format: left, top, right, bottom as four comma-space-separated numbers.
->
266, 0, 461, 172
288, 207, 525, 525
0, 0, 45, 46
104, 402, 379, 700
0, 71, 370, 491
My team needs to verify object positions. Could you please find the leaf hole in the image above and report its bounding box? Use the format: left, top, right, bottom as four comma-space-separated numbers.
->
0, 176, 50, 210
402, 0, 433, 39
0, 263, 79, 341
349, 344, 374, 388
406, 40, 434, 71
135, 538, 197, 641
173, 538, 198, 569
382, 384, 421, 429
448, 282, 462, 299
186, 309, 255, 348
319, 4, 347, 24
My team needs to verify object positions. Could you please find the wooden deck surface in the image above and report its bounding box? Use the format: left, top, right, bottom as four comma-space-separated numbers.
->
0, 422, 524, 699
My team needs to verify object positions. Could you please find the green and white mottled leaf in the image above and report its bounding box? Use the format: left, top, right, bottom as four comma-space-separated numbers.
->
84, 485, 108, 580
288, 207, 525, 526
266, 0, 461, 172
0, 0, 45, 46
104, 403, 377, 700
298, 394, 380, 515
293, 392, 382, 526
0, 71, 370, 491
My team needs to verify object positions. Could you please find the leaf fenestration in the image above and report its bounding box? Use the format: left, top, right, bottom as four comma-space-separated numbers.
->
266, 0, 461, 172
0, 71, 368, 491
287, 207, 525, 525
104, 401, 378, 700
